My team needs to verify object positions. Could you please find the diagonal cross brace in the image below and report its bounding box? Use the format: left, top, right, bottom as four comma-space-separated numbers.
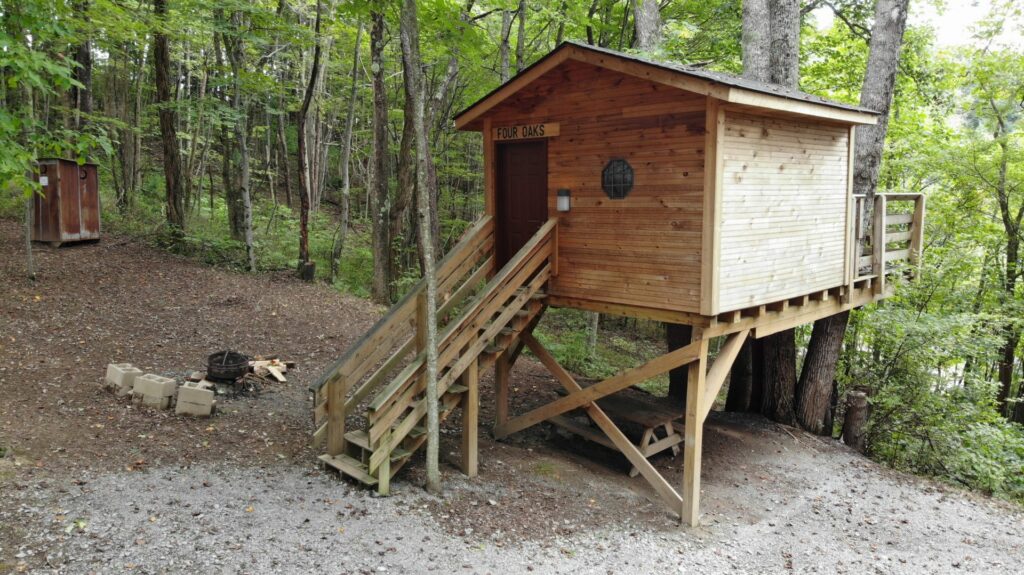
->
520, 333, 685, 513
493, 337, 703, 439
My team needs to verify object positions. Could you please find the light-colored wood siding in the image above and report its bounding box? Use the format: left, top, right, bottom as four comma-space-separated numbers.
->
715, 111, 849, 312
485, 60, 706, 313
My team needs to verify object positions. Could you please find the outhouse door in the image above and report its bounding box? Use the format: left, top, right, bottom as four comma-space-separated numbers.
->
495, 140, 548, 266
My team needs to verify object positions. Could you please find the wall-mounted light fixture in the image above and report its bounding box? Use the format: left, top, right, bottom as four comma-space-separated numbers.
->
557, 188, 571, 212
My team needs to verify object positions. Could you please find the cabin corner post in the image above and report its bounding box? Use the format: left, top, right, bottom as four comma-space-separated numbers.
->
681, 327, 710, 527
700, 98, 725, 316
844, 126, 856, 296
483, 117, 495, 218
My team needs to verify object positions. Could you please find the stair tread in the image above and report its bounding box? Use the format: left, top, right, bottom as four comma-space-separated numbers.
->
446, 383, 469, 394
483, 345, 503, 355
319, 453, 378, 486
409, 425, 426, 438
345, 429, 371, 450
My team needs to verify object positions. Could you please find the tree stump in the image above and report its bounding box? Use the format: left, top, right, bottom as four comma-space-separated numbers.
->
298, 261, 316, 282
843, 390, 868, 453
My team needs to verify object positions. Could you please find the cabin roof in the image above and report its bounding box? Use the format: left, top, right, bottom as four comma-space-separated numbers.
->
455, 41, 878, 129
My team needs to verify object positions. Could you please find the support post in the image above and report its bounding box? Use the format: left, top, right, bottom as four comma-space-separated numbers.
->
461, 358, 479, 477
872, 194, 887, 295
495, 353, 510, 429
682, 327, 709, 527
326, 378, 346, 456
377, 430, 391, 496
909, 194, 925, 272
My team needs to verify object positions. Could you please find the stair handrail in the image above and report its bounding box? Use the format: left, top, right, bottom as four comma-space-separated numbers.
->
313, 215, 495, 453
363, 219, 557, 463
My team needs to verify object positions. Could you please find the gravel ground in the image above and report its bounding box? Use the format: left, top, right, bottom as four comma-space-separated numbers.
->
1, 219, 1022, 574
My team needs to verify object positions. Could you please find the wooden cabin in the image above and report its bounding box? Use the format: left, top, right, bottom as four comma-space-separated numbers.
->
32, 158, 101, 246
311, 42, 925, 527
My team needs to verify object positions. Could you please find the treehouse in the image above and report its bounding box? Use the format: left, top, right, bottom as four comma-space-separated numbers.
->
310, 42, 925, 526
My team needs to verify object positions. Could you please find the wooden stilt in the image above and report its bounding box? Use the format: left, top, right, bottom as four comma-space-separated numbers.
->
377, 430, 391, 496
682, 328, 709, 526
461, 358, 479, 477
495, 354, 510, 429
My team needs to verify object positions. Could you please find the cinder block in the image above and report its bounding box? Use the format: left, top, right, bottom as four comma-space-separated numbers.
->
175, 380, 216, 417
105, 363, 143, 396
132, 374, 178, 410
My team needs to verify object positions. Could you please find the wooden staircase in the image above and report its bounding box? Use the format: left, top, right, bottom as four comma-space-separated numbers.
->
310, 216, 557, 493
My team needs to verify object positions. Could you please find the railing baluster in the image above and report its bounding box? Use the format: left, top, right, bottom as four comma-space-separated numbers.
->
872, 194, 887, 295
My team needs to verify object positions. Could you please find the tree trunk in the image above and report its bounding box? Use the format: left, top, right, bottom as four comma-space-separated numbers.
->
369, 9, 392, 304
666, 323, 692, 405
154, 0, 185, 230
226, 11, 256, 272
400, 0, 441, 494
760, 329, 797, 426
798, 0, 910, 430
725, 340, 752, 411
796, 311, 848, 434
741, 0, 770, 82
632, 0, 662, 51
767, 0, 799, 87
843, 390, 868, 453
853, 0, 910, 201
587, 312, 600, 358
71, 1, 92, 130
296, 0, 324, 281
499, 10, 512, 82
332, 24, 362, 283
515, 0, 527, 72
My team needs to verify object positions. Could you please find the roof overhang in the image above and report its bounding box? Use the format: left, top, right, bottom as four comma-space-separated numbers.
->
455, 43, 878, 130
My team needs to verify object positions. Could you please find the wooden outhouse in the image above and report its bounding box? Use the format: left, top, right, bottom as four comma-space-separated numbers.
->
32, 158, 101, 246
311, 43, 925, 526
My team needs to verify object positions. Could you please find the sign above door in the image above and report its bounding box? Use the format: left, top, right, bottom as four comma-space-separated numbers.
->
493, 123, 560, 141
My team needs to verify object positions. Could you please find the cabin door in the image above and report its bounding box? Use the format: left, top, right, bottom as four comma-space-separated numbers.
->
495, 140, 548, 266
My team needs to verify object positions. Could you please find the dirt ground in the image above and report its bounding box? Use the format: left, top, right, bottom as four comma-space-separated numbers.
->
1, 219, 1022, 575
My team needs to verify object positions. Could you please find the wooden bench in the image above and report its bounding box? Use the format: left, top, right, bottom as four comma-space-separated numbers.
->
549, 390, 684, 477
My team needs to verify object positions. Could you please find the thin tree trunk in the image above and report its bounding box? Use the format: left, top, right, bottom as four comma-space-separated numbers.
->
296, 0, 324, 280
400, 0, 441, 494
632, 0, 662, 51
515, 0, 527, 72
71, 1, 92, 131
369, 9, 392, 303
154, 0, 185, 231
499, 11, 512, 82
226, 11, 256, 272
332, 23, 362, 283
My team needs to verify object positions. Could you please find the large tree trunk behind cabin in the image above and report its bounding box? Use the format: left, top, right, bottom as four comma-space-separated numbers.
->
666, 323, 692, 406
796, 311, 848, 434
760, 329, 797, 426
632, 0, 662, 51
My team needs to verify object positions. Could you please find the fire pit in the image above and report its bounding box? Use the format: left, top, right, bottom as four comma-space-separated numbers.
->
207, 351, 250, 382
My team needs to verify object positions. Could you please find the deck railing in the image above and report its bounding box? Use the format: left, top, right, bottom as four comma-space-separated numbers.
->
852, 192, 926, 294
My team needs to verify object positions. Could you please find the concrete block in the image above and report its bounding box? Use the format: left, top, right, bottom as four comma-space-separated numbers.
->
132, 374, 177, 410
175, 380, 216, 416
105, 363, 143, 396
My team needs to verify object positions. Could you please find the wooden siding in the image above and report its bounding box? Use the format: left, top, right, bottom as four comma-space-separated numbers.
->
715, 111, 849, 312
484, 60, 706, 313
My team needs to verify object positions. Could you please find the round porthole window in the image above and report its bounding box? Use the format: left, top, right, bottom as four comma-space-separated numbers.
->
602, 158, 634, 200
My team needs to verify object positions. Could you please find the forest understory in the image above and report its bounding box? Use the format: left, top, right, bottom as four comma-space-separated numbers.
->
1, 220, 1022, 575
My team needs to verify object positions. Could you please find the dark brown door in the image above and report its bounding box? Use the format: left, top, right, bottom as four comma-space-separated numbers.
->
496, 140, 548, 266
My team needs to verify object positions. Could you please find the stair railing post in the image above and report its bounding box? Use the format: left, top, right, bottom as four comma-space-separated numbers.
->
909, 194, 925, 274
326, 375, 346, 456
